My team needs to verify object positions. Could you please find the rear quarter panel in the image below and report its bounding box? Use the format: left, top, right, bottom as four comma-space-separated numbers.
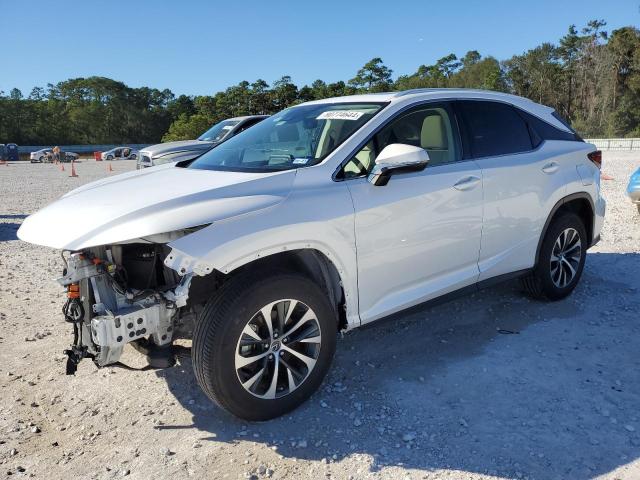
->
477, 141, 591, 280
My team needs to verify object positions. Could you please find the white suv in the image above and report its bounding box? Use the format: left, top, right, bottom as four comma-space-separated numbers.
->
18, 89, 605, 420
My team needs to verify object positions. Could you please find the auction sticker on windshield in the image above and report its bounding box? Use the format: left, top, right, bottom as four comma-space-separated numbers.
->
317, 111, 364, 121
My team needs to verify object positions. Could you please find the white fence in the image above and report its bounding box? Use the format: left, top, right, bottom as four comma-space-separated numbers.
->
585, 138, 640, 151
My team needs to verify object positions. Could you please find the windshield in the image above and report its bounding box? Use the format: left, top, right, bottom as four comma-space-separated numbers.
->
198, 119, 241, 143
188, 103, 386, 172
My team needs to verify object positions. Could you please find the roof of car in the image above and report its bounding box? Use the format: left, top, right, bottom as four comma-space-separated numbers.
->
303, 89, 536, 105
301, 88, 567, 132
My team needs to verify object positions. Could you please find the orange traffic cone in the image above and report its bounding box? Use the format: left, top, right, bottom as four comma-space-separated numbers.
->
69, 160, 78, 177
107, 162, 113, 173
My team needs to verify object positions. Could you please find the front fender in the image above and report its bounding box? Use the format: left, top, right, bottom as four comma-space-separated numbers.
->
164, 180, 360, 327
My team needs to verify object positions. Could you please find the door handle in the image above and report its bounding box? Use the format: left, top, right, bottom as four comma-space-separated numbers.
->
453, 176, 481, 191
542, 162, 559, 174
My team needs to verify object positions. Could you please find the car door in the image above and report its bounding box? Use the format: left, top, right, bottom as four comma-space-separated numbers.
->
455, 100, 567, 281
342, 102, 483, 324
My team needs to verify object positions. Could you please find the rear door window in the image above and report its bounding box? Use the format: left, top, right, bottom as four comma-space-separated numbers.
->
456, 101, 533, 158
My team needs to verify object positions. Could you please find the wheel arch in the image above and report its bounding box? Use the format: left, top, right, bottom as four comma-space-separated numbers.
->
240, 249, 347, 330
186, 248, 351, 331
535, 192, 595, 265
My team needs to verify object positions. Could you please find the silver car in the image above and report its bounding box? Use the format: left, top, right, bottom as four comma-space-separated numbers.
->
30, 148, 53, 163
137, 115, 268, 168
30, 148, 78, 163
101, 147, 138, 161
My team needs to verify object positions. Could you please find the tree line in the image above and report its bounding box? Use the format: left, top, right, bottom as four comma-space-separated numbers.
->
1, 20, 639, 145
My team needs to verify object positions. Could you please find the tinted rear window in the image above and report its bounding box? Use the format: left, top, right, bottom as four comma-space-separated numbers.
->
518, 110, 580, 145
457, 101, 533, 158
551, 111, 579, 134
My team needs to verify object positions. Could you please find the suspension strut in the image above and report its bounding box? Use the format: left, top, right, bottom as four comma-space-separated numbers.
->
62, 283, 93, 374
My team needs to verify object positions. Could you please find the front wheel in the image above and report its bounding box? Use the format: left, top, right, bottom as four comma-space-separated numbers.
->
193, 272, 337, 421
106, 155, 114, 161
522, 212, 587, 300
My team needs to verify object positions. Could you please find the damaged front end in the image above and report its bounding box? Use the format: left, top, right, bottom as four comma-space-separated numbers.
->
59, 243, 194, 374
16, 165, 297, 375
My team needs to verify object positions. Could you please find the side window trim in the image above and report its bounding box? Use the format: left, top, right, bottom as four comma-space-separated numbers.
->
334, 100, 464, 181
515, 107, 582, 144
451, 100, 473, 160
513, 106, 543, 149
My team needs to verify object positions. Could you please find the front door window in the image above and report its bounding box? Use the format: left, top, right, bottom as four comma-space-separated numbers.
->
341, 103, 461, 178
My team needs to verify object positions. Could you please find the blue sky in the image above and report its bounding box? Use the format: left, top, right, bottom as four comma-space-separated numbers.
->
1, 0, 638, 97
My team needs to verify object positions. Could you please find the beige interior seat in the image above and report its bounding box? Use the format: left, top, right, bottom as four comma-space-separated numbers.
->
420, 114, 452, 165
343, 142, 373, 176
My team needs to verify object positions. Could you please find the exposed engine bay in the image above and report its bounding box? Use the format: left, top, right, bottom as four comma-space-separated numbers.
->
59, 243, 197, 374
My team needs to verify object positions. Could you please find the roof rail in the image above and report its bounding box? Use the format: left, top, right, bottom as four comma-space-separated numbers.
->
393, 88, 503, 98
392, 88, 535, 104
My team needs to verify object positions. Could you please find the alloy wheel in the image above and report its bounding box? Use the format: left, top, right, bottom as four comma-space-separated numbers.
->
549, 227, 582, 288
235, 299, 322, 399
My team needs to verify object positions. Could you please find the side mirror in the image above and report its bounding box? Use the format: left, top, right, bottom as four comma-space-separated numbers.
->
367, 144, 429, 186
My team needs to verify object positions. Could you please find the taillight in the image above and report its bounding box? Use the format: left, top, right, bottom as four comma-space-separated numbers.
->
588, 150, 602, 169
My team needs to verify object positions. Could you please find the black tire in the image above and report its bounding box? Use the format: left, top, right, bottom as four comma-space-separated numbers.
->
107, 155, 114, 161
130, 154, 137, 160
522, 212, 587, 300
193, 271, 337, 421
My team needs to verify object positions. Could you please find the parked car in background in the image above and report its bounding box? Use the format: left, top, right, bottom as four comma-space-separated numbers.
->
101, 147, 138, 161
137, 115, 268, 168
18, 89, 605, 421
62, 151, 79, 162
627, 166, 640, 213
0, 144, 7, 162
30, 148, 53, 163
30, 148, 79, 163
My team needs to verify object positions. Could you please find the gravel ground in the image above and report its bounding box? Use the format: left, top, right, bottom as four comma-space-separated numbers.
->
0, 155, 639, 480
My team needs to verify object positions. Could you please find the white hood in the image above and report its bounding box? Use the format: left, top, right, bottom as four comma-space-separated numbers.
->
18, 165, 296, 250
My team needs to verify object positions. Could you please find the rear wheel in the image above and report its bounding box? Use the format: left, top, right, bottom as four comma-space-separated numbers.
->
193, 272, 337, 421
522, 212, 587, 300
